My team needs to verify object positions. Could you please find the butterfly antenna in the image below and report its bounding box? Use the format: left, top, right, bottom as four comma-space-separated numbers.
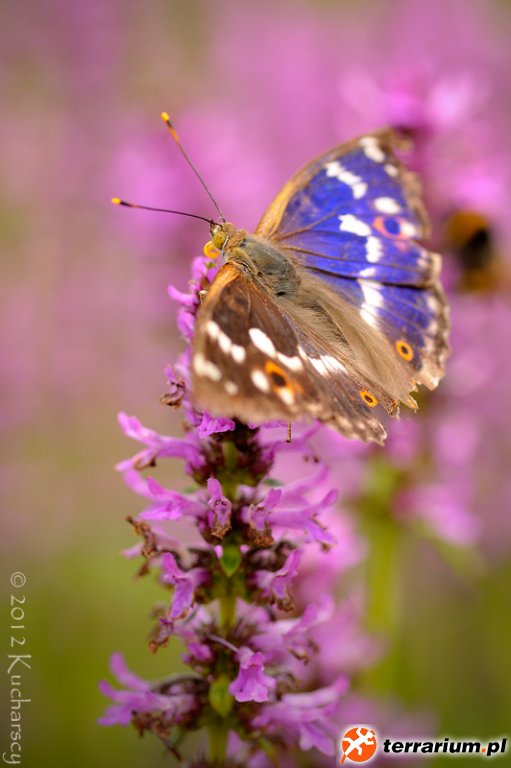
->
161, 112, 226, 222
111, 198, 214, 225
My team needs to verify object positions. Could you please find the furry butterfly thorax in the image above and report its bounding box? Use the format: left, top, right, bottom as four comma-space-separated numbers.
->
192, 130, 449, 445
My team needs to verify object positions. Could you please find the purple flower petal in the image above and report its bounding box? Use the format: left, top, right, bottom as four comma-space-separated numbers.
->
109, 652, 149, 691
207, 477, 232, 536
167, 283, 198, 308
161, 552, 209, 619
252, 549, 302, 605
229, 647, 276, 703
197, 412, 236, 439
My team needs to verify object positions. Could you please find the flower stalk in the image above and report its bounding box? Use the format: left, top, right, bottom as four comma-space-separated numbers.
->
99, 253, 352, 765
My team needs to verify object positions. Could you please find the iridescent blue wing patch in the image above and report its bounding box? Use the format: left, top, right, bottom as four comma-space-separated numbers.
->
320, 275, 446, 389
255, 131, 449, 387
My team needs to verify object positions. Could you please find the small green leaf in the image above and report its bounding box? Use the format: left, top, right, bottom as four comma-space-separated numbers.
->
220, 544, 242, 577
208, 674, 234, 718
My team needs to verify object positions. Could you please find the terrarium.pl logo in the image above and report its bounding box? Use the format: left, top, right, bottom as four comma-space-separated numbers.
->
340, 726, 377, 764
339, 726, 508, 763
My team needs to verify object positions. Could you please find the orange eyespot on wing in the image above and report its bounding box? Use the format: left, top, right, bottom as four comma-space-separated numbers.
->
395, 339, 414, 361
264, 361, 295, 389
264, 360, 287, 387
263, 361, 303, 403
373, 215, 416, 240
360, 389, 378, 407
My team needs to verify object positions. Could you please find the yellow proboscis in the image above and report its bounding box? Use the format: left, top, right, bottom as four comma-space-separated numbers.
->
203, 241, 219, 259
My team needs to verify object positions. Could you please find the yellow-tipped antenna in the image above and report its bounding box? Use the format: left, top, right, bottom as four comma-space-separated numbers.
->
111, 197, 214, 225
160, 112, 226, 222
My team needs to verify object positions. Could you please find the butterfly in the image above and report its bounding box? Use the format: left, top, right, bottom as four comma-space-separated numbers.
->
192, 130, 449, 445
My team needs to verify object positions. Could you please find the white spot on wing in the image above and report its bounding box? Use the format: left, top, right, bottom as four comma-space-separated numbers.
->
359, 279, 384, 307
231, 345, 246, 363
278, 388, 295, 406
358, 278, 383, 329
426, 293, 440, 311
374, 197, 401, 214
207, 320, 246, 363
310, 355, 347, 375
218, 331, 233, 355
359, 136, 385, 163
206, 320, 220, 340
310, 357, 328, 375
224, 380, 238, 396
249, 327, 276, 357
360, 309, 378, 328
277, 353, 303, 371
251, 369, 270, 392
384, 163, 398, 177
325, 161, 367, 199
321, 354, 347, 373
400, 221, 417, 238
366, 236, 383, 263
339, 214, 371, 238
194, 353, 222, 382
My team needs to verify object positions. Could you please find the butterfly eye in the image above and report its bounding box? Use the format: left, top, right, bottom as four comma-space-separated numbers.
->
373, 216, 415, 240
395, 339, 414, 361
203, 240, 219, 259
360, 390, 378, 408
212, 230, 228, 249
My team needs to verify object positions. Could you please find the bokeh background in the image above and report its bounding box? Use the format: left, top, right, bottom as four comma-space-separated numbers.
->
1, 0, 511, 765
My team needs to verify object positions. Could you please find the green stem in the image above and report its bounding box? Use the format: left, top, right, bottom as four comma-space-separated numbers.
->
365, 517, 403, 630
209, 720, 228, 763
362, 512, 405, 693
219, 591, 236, 630
208, 439, 240, 761
221, 441, 240, 501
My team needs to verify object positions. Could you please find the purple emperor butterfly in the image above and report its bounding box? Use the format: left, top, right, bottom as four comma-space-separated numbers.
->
192, 130, 449, 445
114, 121, 449, 445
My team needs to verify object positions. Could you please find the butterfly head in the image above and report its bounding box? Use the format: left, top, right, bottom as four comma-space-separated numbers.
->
210, 221, 243, 252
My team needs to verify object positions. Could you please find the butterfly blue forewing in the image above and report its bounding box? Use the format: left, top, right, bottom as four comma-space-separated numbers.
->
256, 131, 448, 388
192, 131, 449, 443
